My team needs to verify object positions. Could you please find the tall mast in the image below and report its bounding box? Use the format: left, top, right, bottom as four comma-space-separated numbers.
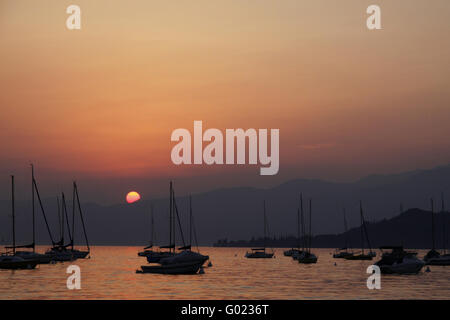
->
61, 192, 66, 246
74, 182, 90, 253
11, 175, 16, 255
343, 208, 348, 249
300, 194, 304, 251
57, 196, 61, 243
441, 193, 445, 253
431, 198, 435, 250
169, 182, 172, 252
309, 198, 312, 254
150, 204, 154, 247
62, 192, 72, 245
72, 183, 75, 251
33, 175, 56, 246
31, 164, 35, 252
360, 201, 364, 254
189, 195, 192, 247
297, 194, 301, 249
263, 200, 266, 251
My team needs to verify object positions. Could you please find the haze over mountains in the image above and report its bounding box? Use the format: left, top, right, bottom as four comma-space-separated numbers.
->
0, 164, 449, 246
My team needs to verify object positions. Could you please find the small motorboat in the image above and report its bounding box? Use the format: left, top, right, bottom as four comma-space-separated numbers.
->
245, 248, 274, 259
0, 255, 39, 270
375, 246, 425, 274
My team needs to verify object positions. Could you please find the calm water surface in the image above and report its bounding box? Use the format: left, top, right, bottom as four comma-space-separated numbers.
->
1, 246, 449, 299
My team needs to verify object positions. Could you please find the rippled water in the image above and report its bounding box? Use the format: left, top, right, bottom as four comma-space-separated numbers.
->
0, 246, 449, 299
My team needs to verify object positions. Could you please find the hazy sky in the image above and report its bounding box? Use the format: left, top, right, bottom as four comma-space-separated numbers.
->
1, 0, 450, 203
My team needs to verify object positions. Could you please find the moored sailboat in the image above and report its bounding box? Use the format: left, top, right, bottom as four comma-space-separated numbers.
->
138, 182, 208, 274
344, 201, 375, 260
333, 208, 353, 259
245, 200, 274, 259
0, 175, 39, 270
12, 165, 53, 264
424, 196, 450, 266
297, 198, 317, 264
284, 194, 306, 257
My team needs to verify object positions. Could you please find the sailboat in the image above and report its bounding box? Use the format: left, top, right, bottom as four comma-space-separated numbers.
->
284, 194, 307, 257
345, 201, 375, 260
296, 198, 318, 264
424, 196, 450, 266
0, 175, 39, 270
9, 165, 53, 264
46, 182, 90, 261
138, 204, 157, 257
245, 200, 274, 259
333, 208, 353, 259
139, 182, 208, 274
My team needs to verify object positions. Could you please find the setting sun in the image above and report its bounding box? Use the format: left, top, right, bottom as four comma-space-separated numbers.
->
126, 191, 141, 204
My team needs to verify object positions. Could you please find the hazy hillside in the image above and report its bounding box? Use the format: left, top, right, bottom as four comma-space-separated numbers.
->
0, 164, 449, 245
215, 209, 449, 249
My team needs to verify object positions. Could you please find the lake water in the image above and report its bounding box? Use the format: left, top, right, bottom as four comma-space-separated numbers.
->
0, 246, 449, 299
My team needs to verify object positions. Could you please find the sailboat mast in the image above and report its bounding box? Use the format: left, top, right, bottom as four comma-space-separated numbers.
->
297, 195, 300, 249
300, 194, 304, 251
150, 204, 154, 247
189, 195, 192, 247
11, 175, 16, 255
169, 182, 172, 253
343, 208, 348, 249
74, 182, 90, 253
309, 199, 312, 254
431, 198, 435, 250
31, 164, 35, 252
360, 201, 364, 254
61, 193, 65, 246
263, 200, 266, 251
441, 193, 445, 253
72, 183, 75, 251
57, 196, 61, 243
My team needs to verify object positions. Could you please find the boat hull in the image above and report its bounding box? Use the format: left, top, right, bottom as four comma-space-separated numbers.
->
245, 252, 274, 259
425, 256, 450, 266
345, 254, 373, 261
333, 252, 353, 259
377, 258, 425, 274
140, 261, 204, 275
15, 251, 53, 264
0, 257, 39, 270
146, 252, 175, 263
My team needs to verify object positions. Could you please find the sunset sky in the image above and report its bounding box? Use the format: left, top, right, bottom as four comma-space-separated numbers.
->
1, 0, 450, 203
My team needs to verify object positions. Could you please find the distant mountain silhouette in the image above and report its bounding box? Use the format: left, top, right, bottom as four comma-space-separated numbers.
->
0, 163, 449, 245
214, 208, 449, 249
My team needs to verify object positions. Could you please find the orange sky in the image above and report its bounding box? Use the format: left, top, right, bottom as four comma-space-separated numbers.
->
1, 0, 450, 202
